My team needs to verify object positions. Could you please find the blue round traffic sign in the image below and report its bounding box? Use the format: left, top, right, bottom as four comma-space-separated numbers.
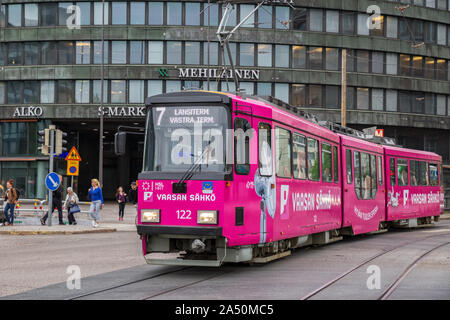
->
69, 166, 77, 174
45, 172, 61, 191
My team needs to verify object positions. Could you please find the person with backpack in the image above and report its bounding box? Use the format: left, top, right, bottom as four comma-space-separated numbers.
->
3, 179, 18, 226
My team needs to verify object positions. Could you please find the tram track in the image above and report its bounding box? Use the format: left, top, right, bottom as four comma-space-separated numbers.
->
300, 228, 450, 300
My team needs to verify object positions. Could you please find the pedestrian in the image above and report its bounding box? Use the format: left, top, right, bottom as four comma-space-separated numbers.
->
41, 174, 64, 225
64, 187, 79, 225
3, 180, 18, 226
127, 182, 138, 208
116, 186, 127, 221
88, 178, 104, 228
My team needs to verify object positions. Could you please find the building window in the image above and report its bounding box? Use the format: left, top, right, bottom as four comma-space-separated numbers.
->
129, 80, 144, 103
257, 44, 272, 67
436, 59, 446, 80
399, 54, 411, 76
111, 80, 126, 103
93, 41, 108, 64
346, 50, 355, 72
24, 81, 39, 104
309, 9, 323, 32
341, 12, 355, 35
203, 42, 218, 65
240, 43, 254, 67
325, 48, 339, 70
58, 3, 72, 27
325, 85, 339, 109
222, 4, 236, 26
185, 42, 200, 65
386, 16, 398, 38
130, 41, 145, 64
25, 43, 40, 65
167, 41, 182, 64
1, 123, 28, 156
258, 6, 272, 29
0, 82, 5, 104
240, 4, 255, 28
425, 57, 435, 78
7, 82, 22, 104
386, 90, 397, 112
425, 93, 436, 115
8, 43, 22, 65
76, 2, 91, 26
275, 127, 291, 178
372, 89, 384, 111
275, 83, 289, 103
292, 84, 306, 107
93, 2, 109, 25
75, 80, 90, 104
412, 92, 425, 113
203, 3, 219, 27
41, 81, 55, 104
308, 85, 322, 108
372, 52, 384, 74
185, 2, 200, 26
148, 2, 163, 25
41, 3, 57, 26
240, 82, 254, 95
130, 2, 146, 25
346, 87, 355, 110
58, 42, 74, 65
111, 41, 126, 64
326, 10, 339, 33
357, 13, 369, 35
148, 80, 163, 97
292, 46, 306, 68
167, 2, 182, 25
76, 41, 91, 64
92, 80, 107, 103
293, 8, 307, 30
356, 87, 369, 110
276, 6, 290, 29
166, 80, 181, 93
437, 24, 446, 45
386, 53, 397, 75
8, 4, 22, 27
424, 21, 436, 43
369, 15, 384, 37
0, 5, 5, 28
426, 0, 436, 8
224, 42, 237, 66
112, 2, 127, 25
275, 45, 289, 68
40, 42, 56, 65
436, 95, 446, 115
412, 56, 423, 77
399, 91, 411, 113
257, 82, 272, 96
309, 47, 323, 70
148, 41, 164, 64
24, 4, 38, 27
356, 50, 369, 73
57, 80, 74, 104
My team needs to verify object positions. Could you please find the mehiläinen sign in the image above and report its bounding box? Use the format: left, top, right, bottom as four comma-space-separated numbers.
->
177, 68, 260, 80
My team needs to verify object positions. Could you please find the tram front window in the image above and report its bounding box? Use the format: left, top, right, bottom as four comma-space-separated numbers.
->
144, 105, 230, 174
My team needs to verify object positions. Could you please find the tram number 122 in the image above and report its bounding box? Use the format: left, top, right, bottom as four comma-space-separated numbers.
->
177, 210, 192, 220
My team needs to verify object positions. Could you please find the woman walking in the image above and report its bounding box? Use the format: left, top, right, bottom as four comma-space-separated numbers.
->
88, 179, 104, 228
116, 186, 127, 221
3, 180, 18, 226
64, 187, 79, 225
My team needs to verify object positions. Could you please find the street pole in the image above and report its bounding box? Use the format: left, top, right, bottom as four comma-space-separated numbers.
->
48, 126, 55, 227
207, 0, 210, 91
341, 49, 347, 127
99, 0, 105, 186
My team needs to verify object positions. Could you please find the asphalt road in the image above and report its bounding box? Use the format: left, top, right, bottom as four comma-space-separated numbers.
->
2, 219, 450, 300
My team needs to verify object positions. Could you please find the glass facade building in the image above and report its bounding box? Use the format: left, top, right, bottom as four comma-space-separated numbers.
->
0, 0, 449, 198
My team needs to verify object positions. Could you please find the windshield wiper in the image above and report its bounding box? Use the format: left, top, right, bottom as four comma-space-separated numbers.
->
174, 145, 212, 192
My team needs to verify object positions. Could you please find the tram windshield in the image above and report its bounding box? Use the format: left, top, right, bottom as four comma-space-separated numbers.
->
144, 105, 230, 173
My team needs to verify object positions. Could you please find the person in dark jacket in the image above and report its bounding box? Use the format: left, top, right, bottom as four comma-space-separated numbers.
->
41, 174, 64, 225
127, 182, 138, 207
3, 179, 18, 226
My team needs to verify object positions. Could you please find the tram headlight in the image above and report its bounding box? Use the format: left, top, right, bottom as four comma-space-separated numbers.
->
197, 210, 218, 225
141, 209, 160, 223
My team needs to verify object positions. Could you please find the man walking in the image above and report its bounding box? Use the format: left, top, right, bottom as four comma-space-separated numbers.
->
127, 182, 138, 208
41, 175, 65, 225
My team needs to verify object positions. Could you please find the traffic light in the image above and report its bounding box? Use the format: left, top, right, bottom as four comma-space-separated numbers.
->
55, 129, 68, 155
38, 129, 50, 155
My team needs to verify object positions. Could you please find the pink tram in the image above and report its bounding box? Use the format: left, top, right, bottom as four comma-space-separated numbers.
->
135, 91, 444, 266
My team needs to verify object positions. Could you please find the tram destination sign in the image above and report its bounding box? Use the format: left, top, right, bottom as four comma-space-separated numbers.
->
177, 68, 260, 80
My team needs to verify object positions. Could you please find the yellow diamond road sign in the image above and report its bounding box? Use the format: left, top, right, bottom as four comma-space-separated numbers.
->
65, 147, 82, 161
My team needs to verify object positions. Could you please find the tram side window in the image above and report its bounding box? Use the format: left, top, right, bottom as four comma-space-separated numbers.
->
258, 122, 272, 176
346, 149, 353, 184
397, 159, 408, 186
333, 146, 339, 183
439, 162, 443, 187
234, 118, 252, 175
361, 152, 371, 200
370, 154, 377, 199
275, 127, 291, 178
307, 138, 320, 181
429, 163, 438, 186
389, 158, 396, 186
354, 151, 361, 199
321, 143, 332, 182
410, 160, 419, 186
292, 133, 307, 179
419, 161, 429, 186
377, 156, 383, 185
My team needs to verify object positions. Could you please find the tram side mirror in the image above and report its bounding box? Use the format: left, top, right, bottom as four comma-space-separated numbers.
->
114, 132, 127, 156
